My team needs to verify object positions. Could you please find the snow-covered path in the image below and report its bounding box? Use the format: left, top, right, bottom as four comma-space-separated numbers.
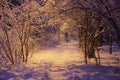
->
0, 41, 120, 80
30, 42, 83, 65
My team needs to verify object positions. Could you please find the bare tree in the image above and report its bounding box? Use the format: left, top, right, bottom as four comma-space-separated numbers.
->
0, 0, 34, 64
54, 0, 120, 65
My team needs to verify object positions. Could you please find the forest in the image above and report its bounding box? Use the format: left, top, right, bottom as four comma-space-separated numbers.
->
0, 0, 120, 80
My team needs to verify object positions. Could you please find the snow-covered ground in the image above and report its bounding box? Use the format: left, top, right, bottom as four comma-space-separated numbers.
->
30, 41, 82, 65
0, 41, 120, 80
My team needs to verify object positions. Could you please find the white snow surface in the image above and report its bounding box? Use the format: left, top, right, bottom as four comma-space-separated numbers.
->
0, 41, 120, 80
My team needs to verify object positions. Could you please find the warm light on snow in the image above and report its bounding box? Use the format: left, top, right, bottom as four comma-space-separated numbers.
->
0, 0, 120, 80
30, 42, 83, 65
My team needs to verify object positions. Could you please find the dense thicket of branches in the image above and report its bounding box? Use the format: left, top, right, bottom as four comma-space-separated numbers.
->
0, 0, 50, 64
